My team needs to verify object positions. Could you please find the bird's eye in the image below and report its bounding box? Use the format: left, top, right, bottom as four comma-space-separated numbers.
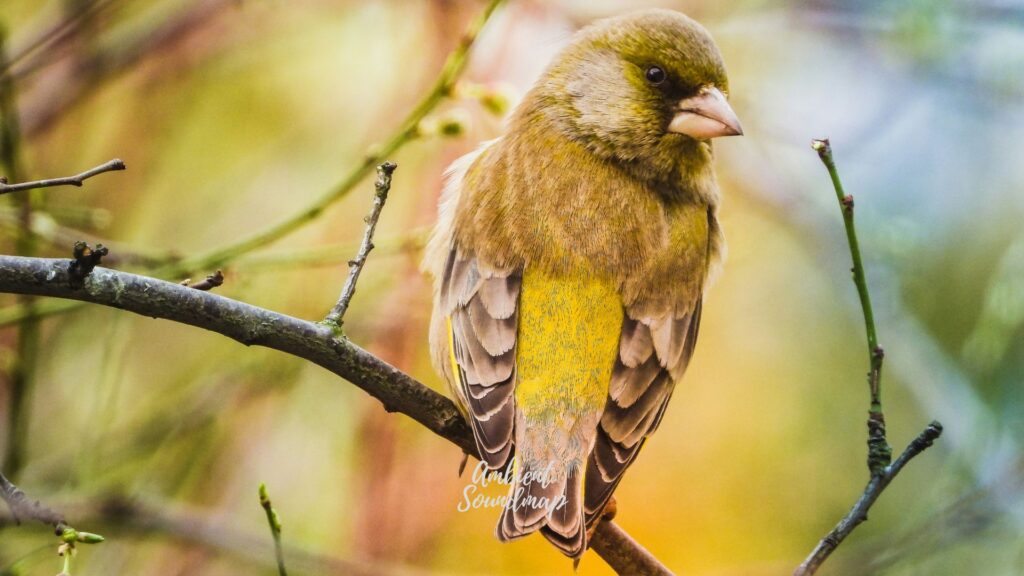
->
645, 66, 667, 85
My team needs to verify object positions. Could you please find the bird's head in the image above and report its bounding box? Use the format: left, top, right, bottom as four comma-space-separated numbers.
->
528, 9, 741, 185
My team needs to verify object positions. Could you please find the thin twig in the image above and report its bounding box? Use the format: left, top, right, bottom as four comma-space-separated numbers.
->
0, 158, 125, 195
1, 495, 437, 576
237, 229, 426, 271
0, 470, 65, 529
259, 483, 288, 576
0, 0, 115, 79
591, 521, 674, 576
794, 422, 943, 575
0, 0, 502, 327
793, 139, 944, 575
812, 138, 892, 473
323, 162, 396, 329
181, 270, 224, 291
157, 0, 503, 278
0, 255, 670, 575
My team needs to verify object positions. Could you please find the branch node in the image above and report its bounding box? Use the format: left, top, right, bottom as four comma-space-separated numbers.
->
68, 241, 108, 287
841, 194, 854, 213
811, 137, 831, 159
183, 270, 224, 291
867, 411, 893, 473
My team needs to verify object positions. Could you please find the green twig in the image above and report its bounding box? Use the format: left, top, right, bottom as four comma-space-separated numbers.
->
0, 299, 82, 326
811, 138, 891, 472
258, 483, 288, 576
237, 227, 427, 271
156, 0, 503, 279
794, 139, 943, 576
0, 0, 503, 328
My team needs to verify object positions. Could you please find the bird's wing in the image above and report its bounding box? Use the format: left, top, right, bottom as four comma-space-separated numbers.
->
440, 246, 521, 470
584, 299, 702, 526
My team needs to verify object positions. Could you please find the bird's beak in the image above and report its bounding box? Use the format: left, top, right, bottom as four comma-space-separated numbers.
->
668, 86, 743, 140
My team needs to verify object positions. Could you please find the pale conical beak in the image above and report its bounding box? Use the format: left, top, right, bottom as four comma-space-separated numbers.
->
668, 86, 743, 140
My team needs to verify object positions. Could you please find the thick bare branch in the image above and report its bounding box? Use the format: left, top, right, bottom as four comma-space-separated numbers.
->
0, 254, 670, 574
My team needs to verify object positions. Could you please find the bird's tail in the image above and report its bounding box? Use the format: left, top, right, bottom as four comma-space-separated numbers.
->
496, 460, 586, 558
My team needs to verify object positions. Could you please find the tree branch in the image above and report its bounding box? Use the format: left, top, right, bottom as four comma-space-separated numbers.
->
0, 0, 502, 328
1, 494, 439, 576
156, 0, 504, 279
794, 422, 943, 575
793, 139, 943, 575
0, 470, 65, 529
0, 158, 125, 195
323, 162, 396, 329
0, 254, 670, 574
811, 138, 892, 473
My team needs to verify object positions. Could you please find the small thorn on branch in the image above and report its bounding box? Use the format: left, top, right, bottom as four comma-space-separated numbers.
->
68, 241, 108, 287
842, 194, 854, 213
181, 270, 224, 291
322, 162, 397, 330
0, 159, 125, 196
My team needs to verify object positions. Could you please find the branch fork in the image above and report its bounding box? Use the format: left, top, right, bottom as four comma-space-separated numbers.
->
795, 139, 943, 575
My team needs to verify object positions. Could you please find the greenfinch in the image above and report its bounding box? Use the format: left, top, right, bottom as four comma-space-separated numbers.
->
425, 8, 741, 558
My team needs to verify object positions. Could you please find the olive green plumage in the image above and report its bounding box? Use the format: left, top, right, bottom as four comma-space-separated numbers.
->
424, 8, 741, 559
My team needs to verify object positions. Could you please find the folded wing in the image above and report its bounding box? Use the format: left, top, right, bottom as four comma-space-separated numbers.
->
584, 299, 702, 527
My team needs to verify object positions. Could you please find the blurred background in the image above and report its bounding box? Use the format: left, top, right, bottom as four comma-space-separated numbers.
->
0, 0, 1022, 574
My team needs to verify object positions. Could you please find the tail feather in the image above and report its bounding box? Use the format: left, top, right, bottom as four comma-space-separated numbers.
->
496, 463, 586, 558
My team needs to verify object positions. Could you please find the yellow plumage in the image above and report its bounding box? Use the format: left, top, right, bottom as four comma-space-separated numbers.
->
515, 269, 621, 419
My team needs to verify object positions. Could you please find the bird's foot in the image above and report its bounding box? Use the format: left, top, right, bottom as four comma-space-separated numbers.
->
584, 496, 618, 546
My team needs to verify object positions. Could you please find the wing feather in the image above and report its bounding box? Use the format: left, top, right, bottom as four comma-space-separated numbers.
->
584, 299, 703, 526
443, 248, 521, 470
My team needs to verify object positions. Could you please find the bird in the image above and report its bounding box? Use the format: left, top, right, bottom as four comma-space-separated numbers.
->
424, 8, 742, 558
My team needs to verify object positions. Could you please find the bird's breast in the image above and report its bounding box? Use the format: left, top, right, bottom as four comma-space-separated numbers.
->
516, 267, 623, 420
